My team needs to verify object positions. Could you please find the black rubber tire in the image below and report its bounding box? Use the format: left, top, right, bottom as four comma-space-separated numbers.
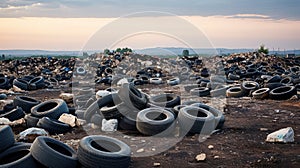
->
13, 96, 41, 114
90, 114, 104, 126
118, 83, 148, 110
37, 117, 70, 134
75, 110, 85, 119
29, 76, 45, 89
280, 77, 293, 85
100, 102, 129, 120
167, 77, 180, 86
190, 103, 225, 130
241, 81, 259, 93
31, 99, 69, 119
173, 105, 188, 118
119, 114, 138, 131
25, 114, 40, 128
190, 87, 210, 97
269, 86, 296, 100
78, 135, 131, 168
0, 143, 39, 168
210, 85, 230, 97
136, 108, 175, 136
178, 106, 215, 135
0, 77, 10, 89
266, 75, 282, 83
3, 103, 15, 112
84, 93, 121, 122
0, 107, 25, 121
149, 93, 181, 108
226, 86, 245, 98
252, 88, 270, 99
30, 136, 78, 168
13, 79, 29, 90
264, 82, 284, 90
0, 125, 15, 152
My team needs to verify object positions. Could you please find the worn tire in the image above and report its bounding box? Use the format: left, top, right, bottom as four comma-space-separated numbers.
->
210, 85, 230, 97
241, 81, 259, 93
13, 96, 41, 114
178, 106, 215, 135
149, 93, 180, 108
252, 88, 270, 99
0, 143, 39, 168
226, 86, 245, 98
118, 83, 148, 110
78, 135, 131, 168
190, 87, 210, 97
149, 78, 163, 84
100, 102, 130, 120
269, 86, 296, 100
0, 107, 25, 121
29, 76, 45, 89
167, 77, 180, 86
13, 79, 29, 90
0, 125, 15, 152
37, 117, 70, 134
264, 82, 284, 90
30, 136, 78, 168
24, 114, 40, 128
136, 108, 175, 136
31, 99, 69, 119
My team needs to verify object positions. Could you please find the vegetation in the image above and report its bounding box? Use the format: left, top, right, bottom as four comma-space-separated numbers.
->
182, 49, 189, 57
258, 44, 269, 54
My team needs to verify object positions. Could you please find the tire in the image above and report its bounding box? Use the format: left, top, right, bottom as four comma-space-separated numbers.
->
37, 117, 70, 134
25, 114, 40, 128
30, 136, 78, 168
190, 87, 210, 97
0, 143, 39, 168
100, 102, 129, 120
0, 107, 25, 121
167, 77, 180, 86
13, 96, 41, 114
280, 77, 293, 85
78, 135, 131, 168
252, 88, 270, 99
210, 85, 230, 97
3, 103, 15, 112
227, 73, 240, 80
84, 93, 120, 122
119, 113, 138, 131
76, 67, 87, 75
0, 77, 9, 89
149, 78, 163, 84
226, 86, 245, 98
173, 105, 188, 118
264, 82, 284, 90
266, 75, 282, 83
269, 86, 296, 100
13, 79, 29, 90
31, 99, 69, 119
241, 81, 259, 94
0, 125, 15, 152
75, 110, 85, 119
104, 67, 113, 75
190, 103, 225, 130
178, 106, 215, 135
137, 108, 175, 136
118, 83, 148, 110
90, 114, 103, 126
183, 84, 200, 92
29, 76, 45, 89
149, 93, 180, 108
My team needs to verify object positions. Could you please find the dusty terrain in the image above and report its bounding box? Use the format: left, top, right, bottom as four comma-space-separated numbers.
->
5, 85, 300, 168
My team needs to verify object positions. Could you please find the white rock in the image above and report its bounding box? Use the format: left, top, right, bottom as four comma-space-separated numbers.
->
208, 145, 214, 149
153, 162, 161, 167
58, 113, 77, 127
59, 93, 74, 103
196, 153, 206, 162
0, 117, 11, 125
19, 127, 48, 140
101, 119, 118, 132
136, 148, 145, 153
266, 127, 294, 143
117, 78, 129, 86
96, 90, 111, 99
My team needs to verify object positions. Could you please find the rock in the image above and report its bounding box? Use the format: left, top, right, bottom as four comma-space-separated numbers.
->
153, 162, 161, 167
58, 113, 77, 127
0, 93, 7, 100
275, 109, 280, 113
208, 145, 214, 149
136, 148, 145, 153
59, 93, 74, 103
10, 118, 25, 126
95, 90, 111, 99
196, 153, 206, 162
266, 127, 294, 143
214, 156, 220, 159
260, 128, 269, 131
0, 117, 11, 125
101, 119, 118, 132
18, 127, 48, 142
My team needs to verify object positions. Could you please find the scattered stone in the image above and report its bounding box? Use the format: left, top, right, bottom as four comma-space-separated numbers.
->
266, 127, 294, 143
58, 113, 77, 127
136, 148, 145, 153
237, 104, 242, 108
208, 145, 214, 149
196, 153, 206, 162
214, 156, 220, 159
59, 93, 74, 103
275, 109, 280, 113
101, 119, 118, 132
153, 162, 161, 167
18, 127, 48, 142
141, 140, 146, 143
10, 118, 25, 126
0, 117, 11, 125
96, 90, 111, 99
260, 128, 269, 131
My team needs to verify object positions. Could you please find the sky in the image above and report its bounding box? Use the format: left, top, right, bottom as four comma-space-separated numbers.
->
0, 0, 299, 50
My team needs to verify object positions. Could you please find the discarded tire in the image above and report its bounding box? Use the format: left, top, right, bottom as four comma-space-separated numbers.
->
178, 106, 215, 135
167, 77, 180, 86
190, 87, 210, 97
149, 78, 163, 84
78, 135, 131, 168
37, 117, 70, 134
269, 86, 296, 100
0, 125, 15, 152
226, 86, 245, 98
0, 77, 10, 89
0, 143, 39, 168
0, 107, 25, 121
118, 83, 148, 110
149, 93, 180, 108
13, 96, 41, 114
210, 85, 229, 97
252, 88, 270, 99
173, 105, 188, 118
31, 99, 69, 119
13, 79, 29, 90
241, 81, 259, 93
136, 108, 175, 136
29, 76, 45, 89
100, 102, 129, 120
76, 67, 87, 75
24, 114, 40, 128
30, 136, 78, 168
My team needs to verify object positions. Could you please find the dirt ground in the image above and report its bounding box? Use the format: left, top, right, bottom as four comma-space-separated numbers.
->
6, 85, 300, 168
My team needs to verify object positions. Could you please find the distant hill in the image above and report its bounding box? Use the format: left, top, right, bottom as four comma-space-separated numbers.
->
0, 48, 299, 57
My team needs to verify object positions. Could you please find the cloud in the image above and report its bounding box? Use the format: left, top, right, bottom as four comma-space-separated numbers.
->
227, 14, 271, 19
0, 0, 299, 20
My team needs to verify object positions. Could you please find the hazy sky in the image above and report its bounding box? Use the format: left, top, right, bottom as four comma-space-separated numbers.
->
0, 0, 299, 50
